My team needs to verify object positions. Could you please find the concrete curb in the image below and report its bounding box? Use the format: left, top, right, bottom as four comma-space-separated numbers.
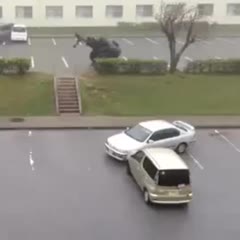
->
29, 34, 164, 38
28, 33, 240, 39
1, 116, 240, 130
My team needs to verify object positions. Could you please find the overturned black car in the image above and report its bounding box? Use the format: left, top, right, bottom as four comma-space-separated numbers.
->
73, 34, 121, 62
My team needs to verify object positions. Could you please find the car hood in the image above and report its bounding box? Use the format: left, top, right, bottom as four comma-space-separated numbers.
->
107, 132, 144, 152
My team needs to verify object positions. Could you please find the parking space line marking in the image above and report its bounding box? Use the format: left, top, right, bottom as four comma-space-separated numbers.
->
122, 38, 134, 45
153, 56, 158, 60
31, 56, 35, 68
2, 42, 5, 45
184, 56, 193, 61
61, 56, 69, 68
216, 38, 235, 44
214, 130, 240, 153
52, 38, 56, 45
28, 38, 31, 45
145, 38, 158, 44
177, 40, 184, 45
196, 38, 211, 45
188, 153, 204, 170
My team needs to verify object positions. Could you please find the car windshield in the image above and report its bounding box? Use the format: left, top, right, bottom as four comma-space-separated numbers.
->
125, 124, 152, 142
157, 169, 190, 186
13, 27, 26, 33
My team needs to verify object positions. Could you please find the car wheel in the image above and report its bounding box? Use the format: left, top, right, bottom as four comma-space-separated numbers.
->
126, 162, 131, 176
176, 143, 187, 154
144, 190, 151, 205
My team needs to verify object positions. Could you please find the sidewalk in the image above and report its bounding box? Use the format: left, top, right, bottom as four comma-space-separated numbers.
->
1, 116, 240, 129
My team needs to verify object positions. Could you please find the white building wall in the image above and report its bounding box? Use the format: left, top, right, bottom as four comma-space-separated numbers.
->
0, 0, 239, 26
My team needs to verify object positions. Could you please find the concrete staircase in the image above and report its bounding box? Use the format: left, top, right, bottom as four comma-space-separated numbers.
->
54, 76, 81, 114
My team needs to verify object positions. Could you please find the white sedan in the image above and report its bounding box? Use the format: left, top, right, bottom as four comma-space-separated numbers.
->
105, 120, 196, 161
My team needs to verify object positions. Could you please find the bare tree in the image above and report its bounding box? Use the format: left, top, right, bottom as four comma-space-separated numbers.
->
156, 2, 199, 73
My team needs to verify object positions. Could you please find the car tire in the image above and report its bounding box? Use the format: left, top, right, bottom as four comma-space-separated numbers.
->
144, 190, 151, 205
176, 143, 187, 154
126, 162, 131, 176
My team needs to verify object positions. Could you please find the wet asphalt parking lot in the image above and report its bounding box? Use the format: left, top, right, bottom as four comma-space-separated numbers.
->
0, 128, 240, 240
0, 36, 240, 75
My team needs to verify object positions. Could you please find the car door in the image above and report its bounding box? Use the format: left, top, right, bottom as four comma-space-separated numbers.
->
140, 156, 158, 191
129, 151, 145, 187
146, 128, 182, 149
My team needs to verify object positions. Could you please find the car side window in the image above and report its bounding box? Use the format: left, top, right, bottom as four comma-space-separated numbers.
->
142, 157, 158, 180
165, 128, 180, 138
131, 151, 145, 163
149, 130, 169, 141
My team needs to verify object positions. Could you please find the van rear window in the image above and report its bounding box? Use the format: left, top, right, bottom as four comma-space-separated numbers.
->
157, 169, 190, 186
13, 27, 26, 33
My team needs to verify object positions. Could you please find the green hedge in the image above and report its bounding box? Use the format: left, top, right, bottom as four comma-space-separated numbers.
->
0, 58, 30, 75
184, 59, 240, 74
94, 58, 168, 75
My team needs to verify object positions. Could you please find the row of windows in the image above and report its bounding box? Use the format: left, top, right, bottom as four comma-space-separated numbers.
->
0, 5, 154, 19
0, 3, 240, 19
198, 3, 240, 16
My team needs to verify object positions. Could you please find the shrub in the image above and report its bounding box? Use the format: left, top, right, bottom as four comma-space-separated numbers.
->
184, 59, 240, 74
94, 58, 168, 75
0, 58, 30, 75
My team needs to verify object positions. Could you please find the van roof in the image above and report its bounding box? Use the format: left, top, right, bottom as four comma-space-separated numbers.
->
143, 148, 188, 170
13, 24, 26, 28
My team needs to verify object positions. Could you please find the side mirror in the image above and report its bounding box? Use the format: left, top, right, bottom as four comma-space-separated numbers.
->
148, 139, 154, 144
125, 127, 129, 131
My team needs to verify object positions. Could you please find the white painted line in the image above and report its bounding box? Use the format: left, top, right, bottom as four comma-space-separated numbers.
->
145, 37, 158, 45
28, 38, 31, 45
122, 38, 134, 45
214, 129, 240, 153
153, 56, 158, 60
28, 131, 32, 137
122, 56, 128, 61
29, 150, 35, 171
188, 153, 204, 170
184, 56, 193, 61
2, 41, 5, 45
52, 38, 56, 45
31, 56, 35, 68
177, 40, 184, 45
216, 38, 235, 44
61, 56, 69, 68
196, 38, 211, 45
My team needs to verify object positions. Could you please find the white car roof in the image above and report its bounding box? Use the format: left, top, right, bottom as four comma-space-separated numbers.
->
139, 120, 174, 132
13, 24, 26, 28
143, 148, 188, 170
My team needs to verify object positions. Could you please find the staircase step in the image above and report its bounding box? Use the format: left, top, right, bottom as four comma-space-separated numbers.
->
59, 103, 79, 107
59, 109, 79, 113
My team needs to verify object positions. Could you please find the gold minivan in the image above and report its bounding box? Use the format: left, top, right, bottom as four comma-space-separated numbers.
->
127, 148, 193, 205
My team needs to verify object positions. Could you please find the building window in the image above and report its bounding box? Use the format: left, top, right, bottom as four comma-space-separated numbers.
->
46, 6, 63, 18
15, 6, 32, 19
136, 5, 153, 17
76, 6, 93, 18
105, 5, 123, 18
165, 3, 185, 14
197, 4, 214, 16
227, 4, 240, 16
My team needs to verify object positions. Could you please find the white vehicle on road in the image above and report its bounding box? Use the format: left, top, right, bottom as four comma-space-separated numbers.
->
10, 24, 28, 42
105, 120, 196, 161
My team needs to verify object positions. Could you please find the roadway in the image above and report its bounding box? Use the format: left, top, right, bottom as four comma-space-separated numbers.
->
1, 36, 240, 75
0, 129, 240, 240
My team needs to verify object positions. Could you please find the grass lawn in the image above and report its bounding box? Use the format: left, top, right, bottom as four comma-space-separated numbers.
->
80, 73, 240, 116
0, 72, 55, 116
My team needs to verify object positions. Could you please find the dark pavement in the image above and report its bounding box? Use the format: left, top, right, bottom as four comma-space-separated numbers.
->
0, 36, 240, 74
0, 129, 239, 240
